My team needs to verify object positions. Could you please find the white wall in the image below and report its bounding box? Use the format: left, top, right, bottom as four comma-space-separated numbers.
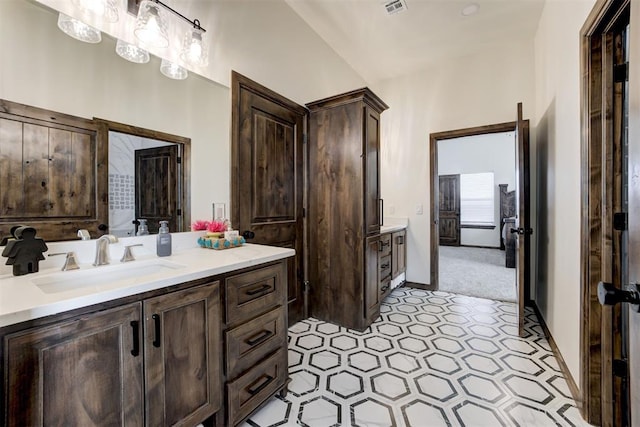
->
533, 0, 596, 387
374, 40, 536, 285
438, 132, 517, 248
0, 0, 365, 229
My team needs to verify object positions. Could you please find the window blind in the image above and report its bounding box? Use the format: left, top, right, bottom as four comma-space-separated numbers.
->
460, 172, 495, 225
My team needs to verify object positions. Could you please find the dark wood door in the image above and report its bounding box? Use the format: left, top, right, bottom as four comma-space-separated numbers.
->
439, 174, 460, 246
231, 72, 307, 325
143, 282, 221, 426
514, 102, 530, 337
135, 144, 179, 234
5, 303, 144, 426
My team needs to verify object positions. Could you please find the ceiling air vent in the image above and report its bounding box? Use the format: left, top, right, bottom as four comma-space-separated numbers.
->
382, 0, 408, 15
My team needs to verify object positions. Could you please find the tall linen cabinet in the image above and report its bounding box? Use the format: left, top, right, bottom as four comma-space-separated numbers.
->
307, 88, 388, 331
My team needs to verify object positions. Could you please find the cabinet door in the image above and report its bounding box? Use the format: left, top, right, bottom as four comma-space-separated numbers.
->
392, 230, 407, 278
5, 303, 143, 427
144, 282, 221, 426
364, 106, 381, 235
365, 235, 381, 324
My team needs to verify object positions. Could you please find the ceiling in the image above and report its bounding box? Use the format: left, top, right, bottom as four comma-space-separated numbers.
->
285, 0, 546, 83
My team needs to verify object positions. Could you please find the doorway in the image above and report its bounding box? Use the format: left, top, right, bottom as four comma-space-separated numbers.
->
436, 132, 517, 302
430, 112, 530, 336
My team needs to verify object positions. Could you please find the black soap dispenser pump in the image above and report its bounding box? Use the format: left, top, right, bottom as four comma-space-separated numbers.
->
156, 221, 172, 257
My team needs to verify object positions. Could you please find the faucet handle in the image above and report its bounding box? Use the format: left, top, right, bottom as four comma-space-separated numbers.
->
49, 252, 80, 271
77, 229, 91, 240
121, 244, 143, 263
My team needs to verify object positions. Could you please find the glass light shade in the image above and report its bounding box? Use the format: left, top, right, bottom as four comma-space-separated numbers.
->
134, 0, 170, 49
180, 27, 208, 67
72, 0, 119, 23
57, 13, 102, 43
160, 59, 188, 80
115, 39, 150, 64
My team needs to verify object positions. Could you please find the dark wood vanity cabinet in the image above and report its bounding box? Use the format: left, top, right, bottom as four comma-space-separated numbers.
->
4, 281, 223, 426
307, 88, 388, 331
223, 261, 288, 426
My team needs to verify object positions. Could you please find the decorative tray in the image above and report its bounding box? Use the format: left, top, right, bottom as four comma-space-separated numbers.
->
197, 235, 246, 250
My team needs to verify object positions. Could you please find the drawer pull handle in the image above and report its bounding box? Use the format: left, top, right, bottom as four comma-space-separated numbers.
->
246, 329, 273, 346
247, 374, 274, 395
381, 241, 390, 247
246, 284, 271, 296
381, 263, 390, 269
380, 285, 389, 293
130, 320, 140, 357
152, 314, 161, 348
397, 236, 404, 245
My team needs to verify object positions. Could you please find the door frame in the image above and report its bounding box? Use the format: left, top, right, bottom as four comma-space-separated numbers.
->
429, 121, 527, 291
579, 0, 630, 424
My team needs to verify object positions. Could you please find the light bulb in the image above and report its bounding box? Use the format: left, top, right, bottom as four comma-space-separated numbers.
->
134, 1, 169, 49
180, 27, 208, 67
72, 0, 118, 22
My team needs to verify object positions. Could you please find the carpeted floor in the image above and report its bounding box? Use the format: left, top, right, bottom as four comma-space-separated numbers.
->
438, 246, 516, 302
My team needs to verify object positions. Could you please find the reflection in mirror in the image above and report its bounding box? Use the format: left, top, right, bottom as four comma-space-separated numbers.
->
108, 131, 177, 237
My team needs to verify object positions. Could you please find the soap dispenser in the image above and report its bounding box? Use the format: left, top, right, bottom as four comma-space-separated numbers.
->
156, 221, 172, 257
136, 219, 149, 236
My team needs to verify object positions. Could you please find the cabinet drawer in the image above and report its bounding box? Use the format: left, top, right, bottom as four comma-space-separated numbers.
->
379, 254, 391, 279
380, 276, 391, 299
225, 262, 285, 326
226, 306, 287, 379
226, 348, 288, 425
379, 233, 392, 257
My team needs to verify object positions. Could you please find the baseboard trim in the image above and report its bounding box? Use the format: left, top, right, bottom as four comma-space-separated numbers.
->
459, 244, 501, 250
531, 301, 582, 406
404, 281, 436, 291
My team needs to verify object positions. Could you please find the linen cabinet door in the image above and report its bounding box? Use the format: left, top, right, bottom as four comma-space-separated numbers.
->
364, 105, 382, 236
365, 235, 381, 325
143, 282, 221, 426
4, 303, 144, 427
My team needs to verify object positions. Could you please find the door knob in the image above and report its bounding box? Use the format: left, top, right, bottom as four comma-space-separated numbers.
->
242, 230, 255, 240
597, 282, 640, 307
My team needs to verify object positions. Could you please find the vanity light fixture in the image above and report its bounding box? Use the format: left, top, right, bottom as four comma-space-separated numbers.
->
57, 13, 102, 43
160, 59, 188, 80
115, 39, 150, 64
72, 0, 119, 23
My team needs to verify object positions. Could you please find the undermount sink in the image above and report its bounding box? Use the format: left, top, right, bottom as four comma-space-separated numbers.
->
32, 259, 186, 294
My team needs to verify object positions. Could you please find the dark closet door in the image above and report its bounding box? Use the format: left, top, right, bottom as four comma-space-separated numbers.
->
231, 72, 307, 325
135, 144, 179, 234
438, 174, 460, 246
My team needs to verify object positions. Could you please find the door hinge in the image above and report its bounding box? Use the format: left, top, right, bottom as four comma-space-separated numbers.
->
303, 280, 310, 292
613, 358, 628, 378
177, 209, 182, 216
177, 156, 182, 164
302, 208, 306, 218
303, 133, 308, 144
613, 212, 627, 231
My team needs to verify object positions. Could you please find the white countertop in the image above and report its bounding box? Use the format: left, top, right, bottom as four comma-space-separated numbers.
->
0, 232, 294, 328
381, 217, 408, 234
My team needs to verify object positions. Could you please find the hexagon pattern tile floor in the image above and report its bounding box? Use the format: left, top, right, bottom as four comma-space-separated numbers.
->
241, 287, 590, 427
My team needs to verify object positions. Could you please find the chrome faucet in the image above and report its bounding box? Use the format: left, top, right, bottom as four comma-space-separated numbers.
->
93, 235, 118, 266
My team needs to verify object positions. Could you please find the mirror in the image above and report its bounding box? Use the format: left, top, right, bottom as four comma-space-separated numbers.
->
99, 119, 191, 237
108, 131, 180, 236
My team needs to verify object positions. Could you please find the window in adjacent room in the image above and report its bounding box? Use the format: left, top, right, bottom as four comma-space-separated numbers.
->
460, 172, 495, 226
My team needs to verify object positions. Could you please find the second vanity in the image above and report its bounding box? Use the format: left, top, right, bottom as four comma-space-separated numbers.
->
0, 232, 294, 426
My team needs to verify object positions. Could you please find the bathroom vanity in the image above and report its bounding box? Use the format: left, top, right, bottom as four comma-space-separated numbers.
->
0, 234, 293, 426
